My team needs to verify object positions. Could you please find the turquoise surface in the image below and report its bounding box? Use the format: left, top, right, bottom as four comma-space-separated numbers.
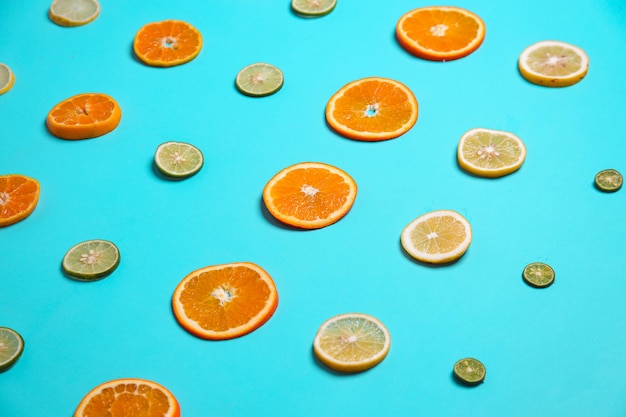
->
2, 1, 626, 416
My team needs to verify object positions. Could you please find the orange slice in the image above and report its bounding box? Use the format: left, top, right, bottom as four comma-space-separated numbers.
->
133, 20, 202, 67
325, 77, 418, 141
0, 174, 40, 227
172, 262, 278, 340
263, 162, 358, 229
396, 6, 486, 61
46, 93, 122, 140
73, 378, 180, 417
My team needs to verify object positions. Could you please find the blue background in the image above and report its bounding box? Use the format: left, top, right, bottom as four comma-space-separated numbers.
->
1, 1, 625, 416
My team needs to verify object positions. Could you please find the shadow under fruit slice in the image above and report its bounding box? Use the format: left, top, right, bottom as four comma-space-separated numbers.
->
46, 93, 122, 140
0, 174, 40, 227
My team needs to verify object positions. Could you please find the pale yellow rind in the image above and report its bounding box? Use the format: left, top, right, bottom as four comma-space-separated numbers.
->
457, 128, 526, 178
518, 40, 589, 87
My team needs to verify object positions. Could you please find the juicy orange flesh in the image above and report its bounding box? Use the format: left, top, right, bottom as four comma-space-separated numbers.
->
179, 266, 272, 332
82, 383, 172, 417
49, 95, 116, 126
318, 317, 386, 362
400, 9, 480, 52
409, 216, 467, 254
525, 46, 583, 76
0, 176, 39, 221
135, 21, 201, 63
461, 132, 523, 169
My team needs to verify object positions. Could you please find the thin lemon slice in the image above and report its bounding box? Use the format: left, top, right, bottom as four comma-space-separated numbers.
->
457, 128, 526, 178
522, 262, 555, 288
594, 169, 622, 192
49, 0, 100, 27
236, 63, 284, 97
454, 358, 486, 385
155, 141, 204, 179
62, 239, 120, 281
0, 327, 24, 372
313, 313, 391, 373
0, 64, 15, 95
401, 210, 472, 264
518, 40, 589, 87
292, 0, 337, 16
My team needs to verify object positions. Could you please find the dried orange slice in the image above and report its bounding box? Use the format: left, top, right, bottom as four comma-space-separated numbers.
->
263, 162, 358, 229
396, 6, 486, 61
46, 93, 122, 140
172, 262, 278, 340
0, 174, 40, 227
325, 77, 418, 141
73, 378, 180, 417
133, 20, 202, 67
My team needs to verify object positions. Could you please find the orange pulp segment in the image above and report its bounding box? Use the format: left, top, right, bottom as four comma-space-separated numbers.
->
46, 93, 122, 140
133, 20, 203, 67
0, 174, 40, 227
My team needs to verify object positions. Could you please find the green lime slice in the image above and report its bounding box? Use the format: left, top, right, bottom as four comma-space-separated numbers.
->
291, 0, 337, 16
62, 239, 120, 281
235, 63, 284, 97
594, 169, 622, 192
522, 262, 555, 288
453, 357, 486, 385
0, 327, 24, 372
154, 141, 204, 179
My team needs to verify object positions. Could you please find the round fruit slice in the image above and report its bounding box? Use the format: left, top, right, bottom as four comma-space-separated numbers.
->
594, 169, 622, 192
401, 210, 472, 264
133, 20, 203, 67
74, 378, 180, 417
0, 174, 40, 227
48, 0, 100, 27
46, 93, 122, 140
62, 239, 120, 281
313, 313, 391, 373
235, 63, 284, 97
0, 327, 24, 372
457, 128, 526, 178
0, 63, 15, 95
522, 262, 555, 288
518, 40, 589, 87
453, 358, 486, 385
154, 141, 204, 179
325, 77, 418, 141
172, 262, 278, 340
291, 0, 337, 16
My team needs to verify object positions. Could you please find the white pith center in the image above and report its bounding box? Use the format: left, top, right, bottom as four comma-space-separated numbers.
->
364, 103, 379, 117
308, 0, 321, 6
301, 184, 319, 196
427, 232, 439, 240
162, 36, 178, 49
172, 152, 186, 165
0, 192, 9, 205
477, 143, 500, 159
546, 54, 566, 67
430, 24, 448, 37
212, 286, 236, 306
251, 73, 266, 85
80, 250, 101, 265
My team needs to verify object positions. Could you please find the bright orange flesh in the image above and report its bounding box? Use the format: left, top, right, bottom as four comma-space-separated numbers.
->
46, 93, 122, 140
133, 20, 202, 67
326, 77, 418, 141
172, 262, 278, 340
0, 174, 40, 227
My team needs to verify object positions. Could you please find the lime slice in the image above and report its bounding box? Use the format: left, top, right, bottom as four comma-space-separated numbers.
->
154, 141, 204, 179
0, 64, 15, 95
49, 0, 100, 27
453, 358, 485, 385
0, 327, 24, 372
235, 63, 284, 97
522, 262, 555, 288
292, 0, 337, 16
594, 169, 622, 192
62, 239, 120, 281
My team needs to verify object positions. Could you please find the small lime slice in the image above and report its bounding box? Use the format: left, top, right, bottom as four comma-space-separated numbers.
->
0, 63, 15, 95
235, 63, 284, 97
154, 141, 204, 179
49, 0, 100, 27
594, 169, 622, 192
62, 239, 120, 281
453, 358, 486, 385
0, 327, 24, 372
292, 0, 337, 16
522, 262, 555, 288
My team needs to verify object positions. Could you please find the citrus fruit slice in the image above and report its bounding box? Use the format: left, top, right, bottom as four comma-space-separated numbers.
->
313, 313, 391, 373
74, 378, 180, 417
291, 0, 337, 16
0, 63, 15, 95
154, 141, 204, 179
62, 239, 120, 281
325, 77, 418, 141
48, 0, 100, 27
396, 6, 486, 61
594, 169, 622, 192
172, 262, 278, 340
518, 40, 589, 87
453, 358, 486, 385
235, 63, 284, 97
46, 93, 122, 140
401, 210, 472, 264
0, 174, 40, 227
133, 20, 203, 67
457, 128, 526, 178
263, 162, 357, 229
0, 327, 24, 372
522, 262, 555, 288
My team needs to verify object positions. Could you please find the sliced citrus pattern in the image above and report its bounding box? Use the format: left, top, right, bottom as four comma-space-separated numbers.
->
74, 378, 180, 417
172, 262, 278, 340
235, 63, 284, 97
134, 20, 203, 67
48, 0, 100, 27
62, 239, 120, 281
396, 6, 486, 61
518, 40, 589, 87
594, 169, 622, 192
0, 174, 40, 227
457, 128, 526, 178
0, 64, 15, 95
522, 262, 555, 288
292, 0, 337, 17
401, 210, 472, 264
326, 77, 418, 141
313, 313, 391, 373
454, 358, 486, 385
0, 327, 24, 372
46, 93, 122, 140
263, 162, 357, 229
154, 141, 204, 179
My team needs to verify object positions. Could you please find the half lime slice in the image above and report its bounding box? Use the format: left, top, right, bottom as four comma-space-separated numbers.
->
292, 0, 337, 17
235, 63, 284, 97
594, 169, 622, 192
154, 141, 204, 179
0, 327, 24, 372
453, 357, 486, 385
522, 262, 555, 288
62, 239, 120, 281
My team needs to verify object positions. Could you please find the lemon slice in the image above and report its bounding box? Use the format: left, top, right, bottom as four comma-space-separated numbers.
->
313, 313, 391, 373
154, 141, 204, 179
453, 358, 486, 385
594, 169, 622, 193
62, 239, 120, 281
457, 128, 526, 178
0, 327, 24, 372
522, 262, 555, 288
235, 63, 284, 97
518, 40, 589, 87
0, 64, 15, 95
49, 0, 100, 27
292, 0, 337, 17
